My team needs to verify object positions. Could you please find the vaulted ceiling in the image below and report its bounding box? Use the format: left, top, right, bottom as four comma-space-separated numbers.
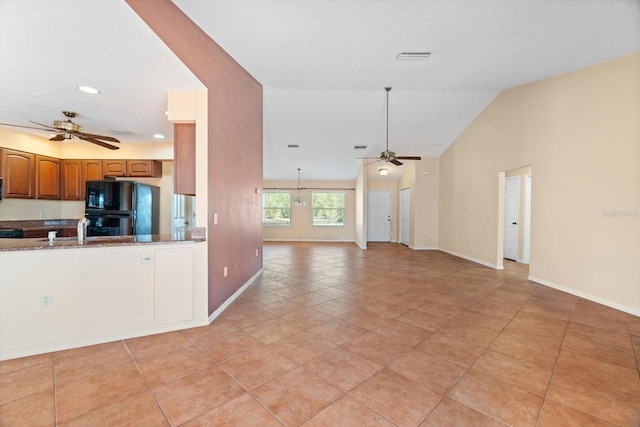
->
1, 0, 638, 181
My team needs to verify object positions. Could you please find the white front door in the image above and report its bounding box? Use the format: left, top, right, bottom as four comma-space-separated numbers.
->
367, 190, 392, 242
504, 176, 520, 261
400, 188, 410, 246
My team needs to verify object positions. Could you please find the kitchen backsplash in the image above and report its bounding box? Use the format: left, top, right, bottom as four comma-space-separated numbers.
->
0, 199, 84, 221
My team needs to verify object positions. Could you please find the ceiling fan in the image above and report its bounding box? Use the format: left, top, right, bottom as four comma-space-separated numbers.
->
0, 111, 120, 150
362, 87, 421, 166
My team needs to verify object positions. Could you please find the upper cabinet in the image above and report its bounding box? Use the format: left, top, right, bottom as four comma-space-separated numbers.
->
102, 160, 127, 177
61, 159, 82, 201
36, 155, 61, 200
127, 160, 162, 178
1, 148, 36, 199
174, 123, 195, 195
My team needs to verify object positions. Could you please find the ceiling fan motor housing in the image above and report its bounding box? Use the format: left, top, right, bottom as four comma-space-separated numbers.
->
53, 120, 83, 133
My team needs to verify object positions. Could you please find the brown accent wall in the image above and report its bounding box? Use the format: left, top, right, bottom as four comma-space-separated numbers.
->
126, 0, 263, 314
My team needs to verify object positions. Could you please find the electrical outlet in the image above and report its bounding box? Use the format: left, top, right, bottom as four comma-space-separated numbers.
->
40, 293, 52, 308
140, 255, 154, 264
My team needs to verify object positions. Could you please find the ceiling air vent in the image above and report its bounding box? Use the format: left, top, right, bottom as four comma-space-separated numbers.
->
287, 144, 299, 148
397, 52, 431, 60
111, 130, 133, 135
354, 145, 367, 150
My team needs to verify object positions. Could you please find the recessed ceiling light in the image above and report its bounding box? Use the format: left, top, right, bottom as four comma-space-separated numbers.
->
397, 52, 431, 60
78, 86, 100, 94
153, 133, 165, 139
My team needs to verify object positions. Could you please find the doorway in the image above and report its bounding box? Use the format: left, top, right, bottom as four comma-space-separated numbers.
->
367, 190, 392, 242
500, 166, 532, 264
399, 188, 410, 246
172, 194, 196, 233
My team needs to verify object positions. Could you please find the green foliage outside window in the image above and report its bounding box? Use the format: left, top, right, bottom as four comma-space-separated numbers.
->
313, 192, 345, 226
263, 192, 291, 225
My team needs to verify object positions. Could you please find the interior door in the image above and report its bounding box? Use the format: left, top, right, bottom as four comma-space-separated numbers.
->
400, 188, 410, 246
367, 190, 392, 242
504, 176, 520, 261
172, 194, 194, 232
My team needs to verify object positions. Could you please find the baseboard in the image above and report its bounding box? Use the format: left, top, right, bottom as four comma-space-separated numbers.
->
410, 246, 439, 250
0, 317, 210, 361
208, 268, 264, 323
263, 239, 355, 243
528, 276, 640, 317
438, 248, 503, 270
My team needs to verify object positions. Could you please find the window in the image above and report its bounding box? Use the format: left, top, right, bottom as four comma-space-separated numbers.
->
262, 192, 291, 225
312, 192, 345, 226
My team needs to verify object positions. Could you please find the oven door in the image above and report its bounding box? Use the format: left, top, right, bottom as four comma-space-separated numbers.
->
86, 215, 133, 237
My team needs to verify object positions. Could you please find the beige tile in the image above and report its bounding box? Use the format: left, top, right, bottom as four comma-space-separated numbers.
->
302, 395, 395, 427
449, 370, 543, 427
364, 301, 411, 319
388, 349, 467, 395
58, 390, 168, 427
312, 299, 356, 317
0, 389, 54, 427
219, 306, 276, 329
220, 346, 297, 389
181, 319, 240, 343
261, 298, 306, 316
56, 360, 147, 423
561, 321, 637, 369
244, 317, 306, 344
55, 341, 132, 386
538, 400, 618, 427
153, 365, 243, 426
0, 352, 52, 375
281, 307, 334, 328
0, 360, 52, 405
415, 331, 488, 367
270, 331, 338, 364
288, 293, 332, 307
396, 309, 451, 331
125, 331, 192, 360
306, 318, 368, 345
199, 330, 266, 362
489, 331, 561, 369
304, 347, 383, 392
252, 367, 342, 426
420, 397, 506, 427
339, 309, 393, 331
136, 345, 214, 387
350, 368, 442, 426
470, 349, 553, 396
372, 319, 432, 346
342, 332, 411, 365
181, 393, 281, 427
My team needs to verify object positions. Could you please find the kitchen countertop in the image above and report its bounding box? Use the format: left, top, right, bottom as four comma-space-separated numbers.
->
0, 228, 206, 252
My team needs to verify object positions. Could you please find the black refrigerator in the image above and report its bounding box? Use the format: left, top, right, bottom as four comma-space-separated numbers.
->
85, 180, 160, 236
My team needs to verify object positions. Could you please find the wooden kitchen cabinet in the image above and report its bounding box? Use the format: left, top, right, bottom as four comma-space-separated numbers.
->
61, 159, 82, 200
174, 123, 196, 195
35, 155, 61, 199
81, 160, 103, 199
127, 160, 162, 178
102, 160, 127, 177
1, 148, 36, 199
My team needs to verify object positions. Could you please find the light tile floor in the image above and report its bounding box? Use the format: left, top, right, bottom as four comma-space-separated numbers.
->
1, 242, 639, 426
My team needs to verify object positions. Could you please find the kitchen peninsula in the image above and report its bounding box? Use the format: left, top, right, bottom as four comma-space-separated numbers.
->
0, 230, 208, 361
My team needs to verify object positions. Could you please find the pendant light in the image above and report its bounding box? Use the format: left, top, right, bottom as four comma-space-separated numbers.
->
292, 168, 306, 206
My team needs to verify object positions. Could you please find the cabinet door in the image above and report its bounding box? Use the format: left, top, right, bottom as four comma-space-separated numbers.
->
127, 160, 162, 177
174, 123, 196, 195
102, 160, 127, 177
61, 159, 82, 200
1, 149, 36, 198
36, 155, 61, 199
81, 160, 103, 199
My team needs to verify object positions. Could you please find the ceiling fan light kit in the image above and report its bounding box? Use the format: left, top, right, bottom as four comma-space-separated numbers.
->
0, 110, 120, 150
292, 168, 307, 207
378, 168, 389, 176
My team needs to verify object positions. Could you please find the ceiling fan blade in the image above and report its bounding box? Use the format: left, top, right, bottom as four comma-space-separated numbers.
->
78, 135, 119, 150
390, 158, 403, 166
365, 159, 383, 166
80, 132, 120, 143
28, 120, 58, 130
49, 134, 65, 141
396, 156, 422, 161
0, 122, 53, 132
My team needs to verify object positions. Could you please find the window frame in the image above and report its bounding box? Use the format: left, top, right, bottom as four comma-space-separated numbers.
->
262, 191, 292, 226
312, 191, 345, 227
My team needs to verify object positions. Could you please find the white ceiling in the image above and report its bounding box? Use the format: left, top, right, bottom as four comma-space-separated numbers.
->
1, 0, 638, 181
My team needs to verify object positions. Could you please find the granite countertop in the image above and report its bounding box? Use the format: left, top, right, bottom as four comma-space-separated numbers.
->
0, 228, 206, 252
